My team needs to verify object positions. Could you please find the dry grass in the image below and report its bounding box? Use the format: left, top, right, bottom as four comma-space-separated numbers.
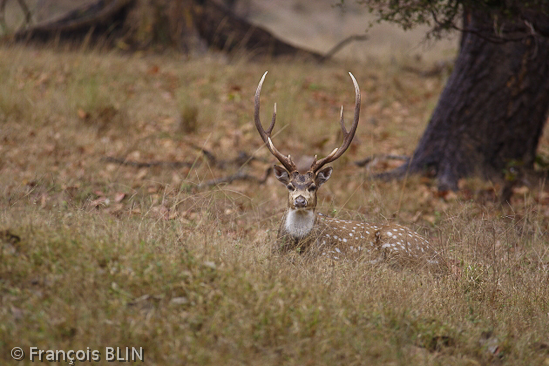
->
1, 45, 549, 365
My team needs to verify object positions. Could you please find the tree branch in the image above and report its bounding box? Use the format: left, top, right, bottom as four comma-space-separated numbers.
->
319, 34, 368, 62
430, 8, 538, 44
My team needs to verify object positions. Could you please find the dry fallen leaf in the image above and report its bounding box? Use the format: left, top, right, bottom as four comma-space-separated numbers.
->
40, 193, 48, 208
512, 186, 529, 195
423, 215, 436, 225
90, 197, 108, 207
147, 65, 159, 75
114, 192, 126, 203
170, 297, 188, 305
136, 169, 148, 180
77, 108, 89, 120
35, 72, 49, 86
151, 205, 169, 220
479, 331, 500, 356
108, 203, 124, 216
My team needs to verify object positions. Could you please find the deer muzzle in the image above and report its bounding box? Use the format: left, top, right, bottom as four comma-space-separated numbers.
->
294, 195, 307, 209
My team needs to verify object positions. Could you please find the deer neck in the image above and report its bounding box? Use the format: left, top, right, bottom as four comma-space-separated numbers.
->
284, 208, 316, 239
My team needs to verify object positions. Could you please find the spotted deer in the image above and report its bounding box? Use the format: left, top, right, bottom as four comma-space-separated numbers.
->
255, 71, 438, 264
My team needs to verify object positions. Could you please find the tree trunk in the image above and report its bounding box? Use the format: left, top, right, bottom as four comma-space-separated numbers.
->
13, 0, 135, 44
392, 8, 549, 191
10, 0, 323, 59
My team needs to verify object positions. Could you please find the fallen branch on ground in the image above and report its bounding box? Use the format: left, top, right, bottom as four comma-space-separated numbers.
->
102, 156, 194, 169
197, 167, 273, 189
401, 60, 453, 78
354, 154, 409, 168
103, 148, 263, 170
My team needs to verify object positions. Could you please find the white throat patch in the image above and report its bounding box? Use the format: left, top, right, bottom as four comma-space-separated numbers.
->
285, 209, 315, 239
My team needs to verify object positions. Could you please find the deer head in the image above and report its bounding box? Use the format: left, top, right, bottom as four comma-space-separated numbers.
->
254, 72, 361, 212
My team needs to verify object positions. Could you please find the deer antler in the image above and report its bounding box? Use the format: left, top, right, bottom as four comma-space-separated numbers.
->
309, 72, 361, 173
254, 71, 297, 172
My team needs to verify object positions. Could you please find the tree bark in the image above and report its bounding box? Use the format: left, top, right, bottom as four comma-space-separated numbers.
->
388, 8, 549, 191
13, 0, 135, 44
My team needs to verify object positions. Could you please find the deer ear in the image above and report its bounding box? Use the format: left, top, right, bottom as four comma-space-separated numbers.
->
315, 166, 333, 187
273, 165, 290, 185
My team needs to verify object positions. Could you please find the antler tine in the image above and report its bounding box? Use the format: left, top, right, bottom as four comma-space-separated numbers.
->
310, 72, 361, 173
266, 102, 277, 135
339, 105, 347, 134
254, 71, 297, 172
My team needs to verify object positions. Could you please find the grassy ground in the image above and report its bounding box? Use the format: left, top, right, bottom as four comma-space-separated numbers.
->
1, 45, 549, 365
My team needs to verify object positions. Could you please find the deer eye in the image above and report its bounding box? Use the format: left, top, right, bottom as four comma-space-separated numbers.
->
287, 185, 296, 191
307, 185, 317, 192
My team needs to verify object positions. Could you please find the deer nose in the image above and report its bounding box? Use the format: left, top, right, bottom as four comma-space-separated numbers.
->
294, 195, 307, 208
